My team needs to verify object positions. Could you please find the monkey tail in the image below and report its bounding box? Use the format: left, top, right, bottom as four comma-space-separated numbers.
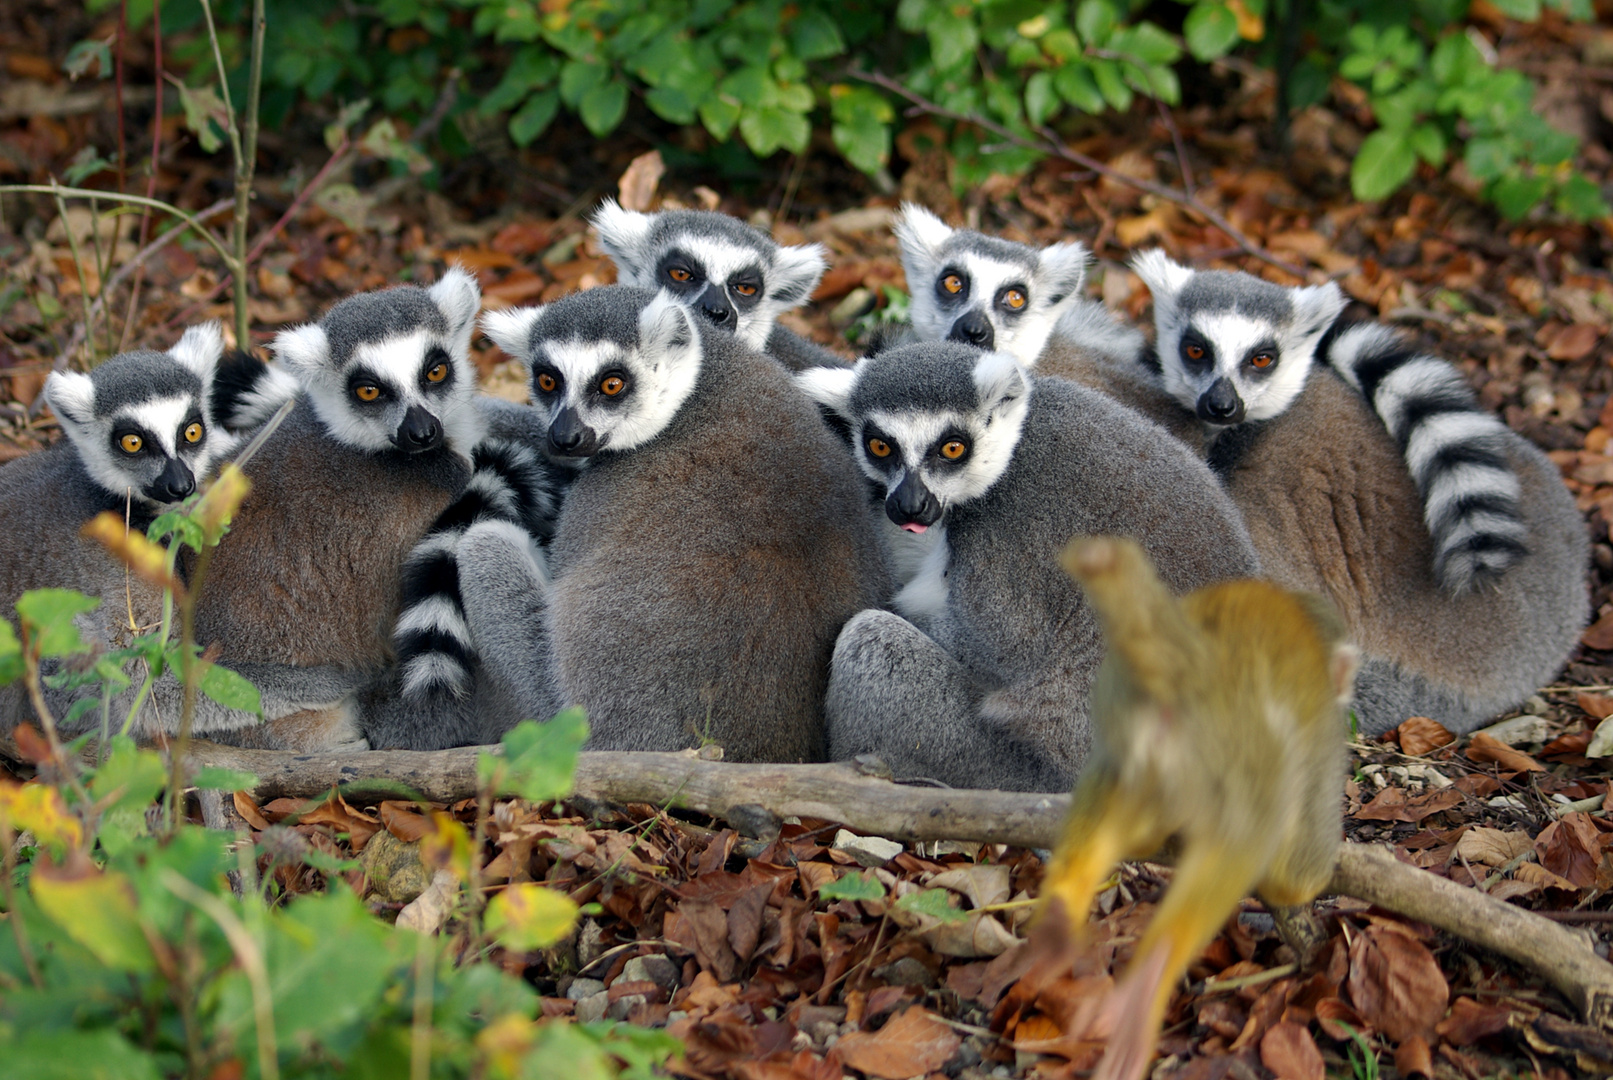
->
393, 438, 561, 702
210, 348, 302, 433
1322, 321, 1529, 593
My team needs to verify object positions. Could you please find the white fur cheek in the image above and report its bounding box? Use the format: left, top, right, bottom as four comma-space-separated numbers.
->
736, 311, 774, 350
304, 384, 396, 452
1241, 356, 1313, 421
891, 527, 950, 622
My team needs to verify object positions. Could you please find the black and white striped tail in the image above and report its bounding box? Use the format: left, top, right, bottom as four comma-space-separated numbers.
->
393, 439, 561, 701
1324, 322, 1529, 593
211, 348, 302, 432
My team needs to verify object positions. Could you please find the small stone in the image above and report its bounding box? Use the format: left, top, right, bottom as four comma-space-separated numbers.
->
830, 287, 875, 328
606, 994, 646, 1021
575, 919, 607, 968
574, 991, 609, 1024
666, 1011, 688, 1025
831, 829, 904, 867
360, 831, 429, 904
621, 954, 680, 992
1476, 714, 1548, 746
871, 956, 937, 989
565, 978, 606, 1002
1487, 795, 1528, 812
928, 840, 982, 858
807, 1020, 840, 1048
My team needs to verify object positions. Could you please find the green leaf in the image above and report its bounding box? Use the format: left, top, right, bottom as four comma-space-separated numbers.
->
1408, 122, 1446, 166
1351, 128, 1418, 201
89, 736, 167, 812
63, 39, 113, 81
191, 766, 260, 792
0, 617, 21, 685
559, 59, 608, 107
15, 589, 99, 657
1463, 134, 1515, 181
1556, 172, 1611, 221
790, 9, 846, 60
578, 79, 627, 136
198, 662, 263, 715
819, 869, 886, 901
63, 146, 114, 185
1054, 62, 1106, 113
31, 870, 157, 972
1092, 58, 1133, 111
509, 90, 560, 146
1041, 27, 1080, 61
485, 709, 590, 802
700, 95, 742, 140
1183, 3, 1240, 61
833, 118, 891, 174
893, 887, 971, 925
1487, 0, 1541, 17
739, 105, 811, 156
1111, 23, 1182, 66
173, 80, 229, 155
928, 12, 979, 70
1075, 0, 1117, 46
645, 85, 699, 125
485, 882, 581, 950
1490, 172, 1551, 220
1024, 70, 1059, 126
3, 1029, 160, 1080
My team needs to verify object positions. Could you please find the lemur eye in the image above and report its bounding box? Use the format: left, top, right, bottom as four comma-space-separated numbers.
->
940, 440, 968, 460
942, 274, 964, 294
1001, 289, 1026, 310
119, 434, 143, 454
426, 363, 449, 383
733, 282, 758, 297
668, 267, 693, 283
867, 437, 892, 458
1250, 352, 1275, 369
600, 375, 626, 397
1184, 343, 1205, 361
536, 372, 558, 393
355, 385, 381, 402
184, 422, 203, 444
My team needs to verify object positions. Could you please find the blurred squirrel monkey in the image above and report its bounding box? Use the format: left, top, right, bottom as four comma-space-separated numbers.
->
1043, 535, 1359, 1080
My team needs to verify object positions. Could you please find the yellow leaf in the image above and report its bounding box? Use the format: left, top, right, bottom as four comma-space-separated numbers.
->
31, 867, 157, 972
1228, 0, 1265, 40
476, 1013, 537, 1079
420, 810, 473, 881
484, 882, 579, 951
0, 779, 84, 852
193, 464, 252, 543
80, 512, 182, 596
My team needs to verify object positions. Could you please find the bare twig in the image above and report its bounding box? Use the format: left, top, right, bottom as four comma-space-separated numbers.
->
848, 70, 1306, 279
120, 0, 166, 353
1155, 99, 1195, 196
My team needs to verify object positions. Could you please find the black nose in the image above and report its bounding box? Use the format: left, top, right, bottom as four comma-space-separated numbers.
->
886, 473, 942, 530
697, 285, 734, 328
1196, 377, 1245, 425
145, 458, 195, 503
397, 404, 443, 452
546, 407, 599, 458
947, 310, 994, 349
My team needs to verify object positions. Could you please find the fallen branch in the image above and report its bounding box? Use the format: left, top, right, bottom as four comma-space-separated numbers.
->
849, 70, 1306, 279
6, 736, 1610, 1027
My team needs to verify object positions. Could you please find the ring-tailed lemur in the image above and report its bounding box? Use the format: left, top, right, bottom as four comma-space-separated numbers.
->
373, 285, 891, 756
794, 341, 1260, 792
188, 271, 498, 751
591, 199, 855, 372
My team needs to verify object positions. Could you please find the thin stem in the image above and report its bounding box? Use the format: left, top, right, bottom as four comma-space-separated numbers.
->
120, 0, 165, 353
51, 185, 98, 368
20, 628, 94, 811
0, 817, 43, 989
167, 539, 216, 836
848, 71, 1307, 279
0, 186, 236, 271
121, 538, 181, 738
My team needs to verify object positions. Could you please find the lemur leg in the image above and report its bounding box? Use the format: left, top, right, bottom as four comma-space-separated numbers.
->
826, 609, 1066, 791
456, 519, 562, 727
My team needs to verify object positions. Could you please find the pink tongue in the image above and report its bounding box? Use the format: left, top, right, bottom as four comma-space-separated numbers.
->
901, 523, 928, 534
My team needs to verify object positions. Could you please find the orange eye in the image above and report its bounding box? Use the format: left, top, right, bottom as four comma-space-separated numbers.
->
426, 363, 448, 383
1250, 353, 1275, 370
943, 274, 964, 294
119, 433, 143, 454
1185, 343, 1205, 361
537, 372, 558, 393
867, 437, 892, 458
734, 282, 758, 297
1002, 289, 1026, 310
184, 422, 203, 444
600, 375, 626, 396
940, 440, 967, 460
668, 267, 692, 282
355, 385, 381, 402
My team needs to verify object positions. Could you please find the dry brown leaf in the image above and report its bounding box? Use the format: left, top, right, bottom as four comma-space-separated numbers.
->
1453, 827, 1533, 867
1397, 716, 1455, 756
380, 801, 433, 842
1314, 996, 1368, 1042
1346, 922, 1448, 1043
1548, 323, 1603, 361
670, 899, 740, 981
617, 149, 666, 213
1260, 1021, 1324, 1080
1582, 610, 1613, 650
1535, 812, 1608, 888
1465, 732, 1545, 773
1577, 692, 1613, 720
833, 1007, 961, 1079
726, 882, 774, 964
1436, 996, 1523, 1046
233, 790, 271, 831
1394, 1033, 1434, 1077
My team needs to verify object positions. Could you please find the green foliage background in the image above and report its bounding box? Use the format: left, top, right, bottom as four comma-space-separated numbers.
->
83, 0, 1613, 231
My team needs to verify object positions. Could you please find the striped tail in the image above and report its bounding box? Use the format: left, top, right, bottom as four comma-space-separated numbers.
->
393, 439, 561, 701
211, 348, 302, 432
1323, 322, 1529, 593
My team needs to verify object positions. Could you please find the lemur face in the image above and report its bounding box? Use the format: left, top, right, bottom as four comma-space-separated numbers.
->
894, 203, 1089, 365
796, 343, 1031, 532
483, 287, 702, 461
46, 323, 240, 508
273, 268, 485, 457
1132, 251, 1345, 426
591, 200, 827, 351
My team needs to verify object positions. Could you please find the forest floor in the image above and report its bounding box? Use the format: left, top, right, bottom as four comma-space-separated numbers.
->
6, 3, 1613, 1079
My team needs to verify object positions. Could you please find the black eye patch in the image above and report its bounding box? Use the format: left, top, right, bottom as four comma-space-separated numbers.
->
861, 423, 902, 472
347, 367, 391, 403
935, 267, 971, 304
1242, 338, 1282, 377
728, 270, 765, 309
657, 249, 704, 293
419, 345, 455, 390
1178, 332, 1216, 373
929, 428, 972, 468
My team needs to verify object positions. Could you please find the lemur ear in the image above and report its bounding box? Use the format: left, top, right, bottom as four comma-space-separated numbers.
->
768, 242, 829, 309
429, 265, 482, 343
591, 198, 655, 284
272, 322, 332, 380
44, 370, 96, 430
893, 203, 952, 261
1290, 281, 1346, 339
481, 305, 545, 364
1130, 249, 1194, 310
793, 363, 858, 420
973, 349, 1031, 414
168, 321, 225, 382
1036, 241, 1089, 307
638, 291, 697, 363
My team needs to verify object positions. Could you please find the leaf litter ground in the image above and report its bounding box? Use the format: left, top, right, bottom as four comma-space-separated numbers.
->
5, 4, 1613, 1078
